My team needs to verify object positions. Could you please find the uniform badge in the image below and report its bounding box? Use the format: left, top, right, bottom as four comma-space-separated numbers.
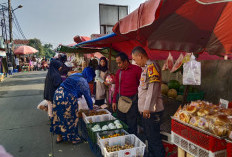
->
147, 63, 160, 83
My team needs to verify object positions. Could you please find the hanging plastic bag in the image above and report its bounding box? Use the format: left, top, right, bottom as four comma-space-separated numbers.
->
183, 55, 201, 85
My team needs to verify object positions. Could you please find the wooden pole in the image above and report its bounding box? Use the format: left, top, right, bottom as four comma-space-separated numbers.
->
182, 85, 189, 106
109, 47, 112, 73
178, 147, 185, 157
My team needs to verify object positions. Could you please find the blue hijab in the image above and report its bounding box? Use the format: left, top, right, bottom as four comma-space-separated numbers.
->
60, 67, 95, 109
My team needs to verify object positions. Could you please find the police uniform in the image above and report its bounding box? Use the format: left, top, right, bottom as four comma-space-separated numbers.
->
138, 59, 165, 157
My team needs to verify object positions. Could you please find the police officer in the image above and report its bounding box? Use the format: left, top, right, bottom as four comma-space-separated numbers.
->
132, 46, 165, 157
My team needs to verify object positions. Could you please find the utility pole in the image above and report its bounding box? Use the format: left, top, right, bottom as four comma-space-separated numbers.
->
8, 0, 13, 64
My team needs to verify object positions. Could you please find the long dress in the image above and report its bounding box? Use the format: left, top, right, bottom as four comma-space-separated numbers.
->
50, 74, 93, 142
95, 70, 108, 105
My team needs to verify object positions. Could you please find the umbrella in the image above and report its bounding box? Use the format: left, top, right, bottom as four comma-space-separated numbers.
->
14, 45, 38, 55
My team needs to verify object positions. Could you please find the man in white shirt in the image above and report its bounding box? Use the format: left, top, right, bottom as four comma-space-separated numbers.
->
15, 57, 20, 71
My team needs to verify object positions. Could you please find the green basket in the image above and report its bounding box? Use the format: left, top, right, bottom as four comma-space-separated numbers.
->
86, 119, 128, 144
178, 91, 204, 102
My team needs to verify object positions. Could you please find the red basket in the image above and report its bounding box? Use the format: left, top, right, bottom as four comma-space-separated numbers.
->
227, 140, 232, 157
171, 119, 226, 152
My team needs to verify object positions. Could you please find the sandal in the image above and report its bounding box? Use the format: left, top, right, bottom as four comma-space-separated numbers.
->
72, 138, 83, 145
56, 139, 63, 144
56, 136, 63, 144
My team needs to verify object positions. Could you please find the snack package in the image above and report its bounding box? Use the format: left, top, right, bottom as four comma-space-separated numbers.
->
183, 55, 201, 85
105, 74, 115, 84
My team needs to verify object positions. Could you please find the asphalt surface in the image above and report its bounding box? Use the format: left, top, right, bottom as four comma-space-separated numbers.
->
0, 71, 95, 157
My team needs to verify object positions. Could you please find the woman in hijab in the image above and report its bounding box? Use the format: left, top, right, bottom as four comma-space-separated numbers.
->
50, 67, 94, 144
95, 57, 108, 105
44, 60, 63, 117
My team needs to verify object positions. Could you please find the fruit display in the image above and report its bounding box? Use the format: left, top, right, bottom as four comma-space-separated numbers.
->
106, 144, 134, 152
168, 89, 178, 98
171, 53, 184, 73
174, 100, 232, 138
162, 53, 174, 71
161, 84, 169, 95
168, 80, 180, 91
176, 95, 183, 102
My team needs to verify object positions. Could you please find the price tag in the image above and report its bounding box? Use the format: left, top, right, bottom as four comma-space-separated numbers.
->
219, 99, 229, 109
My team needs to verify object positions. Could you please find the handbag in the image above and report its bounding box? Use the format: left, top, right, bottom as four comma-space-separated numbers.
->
117, 71, 133, 113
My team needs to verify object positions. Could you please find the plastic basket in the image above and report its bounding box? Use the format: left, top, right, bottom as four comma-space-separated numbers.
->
96, 129, 129, 146
226, 139, 232, 157
178, 91, 204, 102
87, 119, 128, 144
87, 136, 103, 157
172, 132, 227, 157
99, 134, 146, 157
171, 119, 227, 152
82, 109, 111, 120
84, 114, 116, 124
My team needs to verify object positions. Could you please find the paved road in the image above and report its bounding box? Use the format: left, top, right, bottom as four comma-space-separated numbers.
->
0, 71, 95, 157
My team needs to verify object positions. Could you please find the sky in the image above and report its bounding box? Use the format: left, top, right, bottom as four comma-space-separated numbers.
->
5, 0, 146, 48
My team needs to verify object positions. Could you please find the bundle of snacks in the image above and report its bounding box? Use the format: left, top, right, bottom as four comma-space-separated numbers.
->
106, 144, 134, 152
174, 100, 232, 138
101, 133, 125, 139
85, 110, 108, 116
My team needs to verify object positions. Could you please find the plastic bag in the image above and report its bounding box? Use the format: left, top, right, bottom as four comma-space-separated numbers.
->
37, 100, 48, 111
105, 74, 115, 84
183, 55, 201, 85
78, 96, 95, 110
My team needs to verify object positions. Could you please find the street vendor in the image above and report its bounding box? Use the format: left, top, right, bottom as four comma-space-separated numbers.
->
131, 46, 165, 157
95, 57, 109, 106
112, 52, 142, 135
50, 67, 94, 145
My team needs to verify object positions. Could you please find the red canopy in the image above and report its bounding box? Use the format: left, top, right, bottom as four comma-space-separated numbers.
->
113, 0, 232, 56
73, 36, 90, 44
147, 0, 232, 55
77, 0, 232, 60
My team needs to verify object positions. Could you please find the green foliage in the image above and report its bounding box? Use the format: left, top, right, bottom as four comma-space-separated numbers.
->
28, 38, 55, 58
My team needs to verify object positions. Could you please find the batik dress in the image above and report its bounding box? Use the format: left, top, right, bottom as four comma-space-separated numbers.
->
50, 75, 93, 142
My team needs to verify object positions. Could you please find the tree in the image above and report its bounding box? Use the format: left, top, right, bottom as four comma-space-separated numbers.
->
44, 44, 55, 58
28, 38, 44, 56
28, 39, 55, 58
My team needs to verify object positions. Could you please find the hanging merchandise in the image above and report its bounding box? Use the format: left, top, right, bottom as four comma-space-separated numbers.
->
183, 55, 201, 85
171, 53, 184, 73
162, 52, 174, 71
